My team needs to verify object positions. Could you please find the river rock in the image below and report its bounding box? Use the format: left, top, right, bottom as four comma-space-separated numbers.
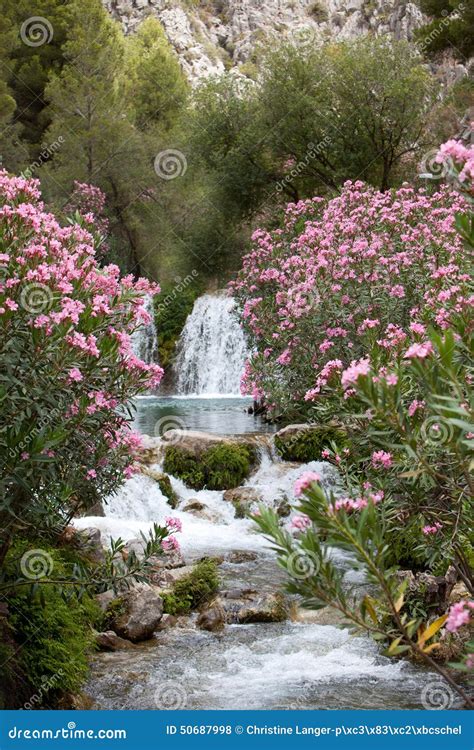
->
206, 589, 288, 624
162, 429, 253, 456
196, 606, 225, 632
95, 630, 135, 651
109, 585, 164, 642
223, 488, 261, 504
226, 550, 259, 564
182, 500, 215, 520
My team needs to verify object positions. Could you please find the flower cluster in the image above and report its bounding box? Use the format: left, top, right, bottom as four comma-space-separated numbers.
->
232, 180, 469, 418
445, 600, 474, 633
0, 171, 163, 523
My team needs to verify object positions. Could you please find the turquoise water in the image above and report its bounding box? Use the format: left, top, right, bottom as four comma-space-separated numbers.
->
133, 396, 276, 436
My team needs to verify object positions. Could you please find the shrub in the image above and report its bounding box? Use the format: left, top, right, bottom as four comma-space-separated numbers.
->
162, 559, 219, 615
0, 172, 163, 557
4, 541, 102, 704
274, 425, 348, 462
232, 180, 469, 422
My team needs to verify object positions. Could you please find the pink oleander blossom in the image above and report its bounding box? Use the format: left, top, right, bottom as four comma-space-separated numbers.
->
445, 600, 474, 633
294, 471, 321, 497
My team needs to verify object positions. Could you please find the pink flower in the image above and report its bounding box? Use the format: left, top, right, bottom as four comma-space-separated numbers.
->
371, 450, 393, 469
86, 469, 97, 479
385, 374, 398, 386
67, 367, 83, 383
422, 522, 442, 535
403, 341, 434, 359
445, 601, 474, 633
294, 471, 321, 497
162, 536, 180, 552
166, 517, 182, 533
20, 451, 30, 460
341, 358, 370, 387
408, 399, 425, 417
291, 514, 311, 530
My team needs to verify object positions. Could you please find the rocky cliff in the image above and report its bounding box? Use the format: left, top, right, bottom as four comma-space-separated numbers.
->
102, 0, 427, 81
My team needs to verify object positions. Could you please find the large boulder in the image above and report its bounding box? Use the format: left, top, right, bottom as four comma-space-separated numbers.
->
108, 585, 164, 643
206, 588, 288, 624
163, 432, 258, 491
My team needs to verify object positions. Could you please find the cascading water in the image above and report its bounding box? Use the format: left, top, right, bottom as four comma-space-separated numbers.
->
174, 293, 248, 396
131, 294, 158, 364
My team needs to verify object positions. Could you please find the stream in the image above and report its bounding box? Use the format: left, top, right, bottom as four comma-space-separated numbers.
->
76, 294, 454, 711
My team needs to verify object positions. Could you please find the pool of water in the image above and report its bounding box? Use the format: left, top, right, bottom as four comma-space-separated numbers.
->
133, 396, 277, 436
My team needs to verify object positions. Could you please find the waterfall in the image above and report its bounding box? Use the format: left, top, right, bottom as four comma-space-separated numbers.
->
131, 294, 158, 364
174, 293, 248, 396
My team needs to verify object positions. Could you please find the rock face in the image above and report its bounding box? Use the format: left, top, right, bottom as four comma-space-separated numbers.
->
102, 1, 427, 83
110, 585, 164, 642
206, 588, 288, 624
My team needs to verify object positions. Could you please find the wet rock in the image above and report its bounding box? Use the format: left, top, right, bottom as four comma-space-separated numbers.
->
95, 630, 135, 651
276, 497, 291, 517
109, 585, 164, 643
223, 488, 261, 504
182, 500, 215, 520
207, 589, 288, 624
295, 605, 347, 627
156, 614, 178, 631
196, 606, 225, 632
162, 429, 252, 456
95, 590, 116, 613
226, 550, 258, 564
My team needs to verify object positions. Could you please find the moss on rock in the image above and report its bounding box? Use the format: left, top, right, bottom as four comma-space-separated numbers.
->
163, 442, 257, 490
162, 558, 219, 615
